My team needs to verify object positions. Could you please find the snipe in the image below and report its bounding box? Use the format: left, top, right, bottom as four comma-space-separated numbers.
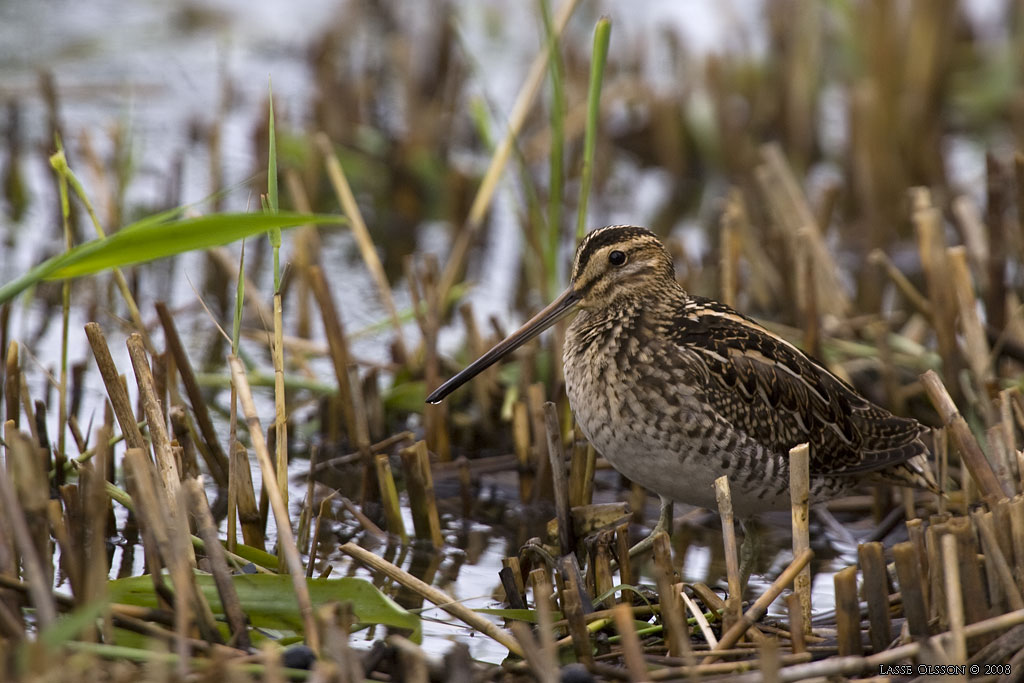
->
428, 226, 935, 544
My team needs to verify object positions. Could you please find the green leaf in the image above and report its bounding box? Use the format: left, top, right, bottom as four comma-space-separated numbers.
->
108, 573, 421, 643
0, 212, 342, 305
225, 541, 280, 571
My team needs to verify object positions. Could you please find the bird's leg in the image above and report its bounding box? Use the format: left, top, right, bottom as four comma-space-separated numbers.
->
629, 496, 674, 558
738, 520, 760, 592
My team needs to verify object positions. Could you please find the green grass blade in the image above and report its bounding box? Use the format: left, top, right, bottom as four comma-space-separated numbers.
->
266, 83, 282, 292
575, 17, 612, 243
266, 85, 279, 215
0, 212, 341, 305
540, 0, 567, 297
232, 240, 245, 356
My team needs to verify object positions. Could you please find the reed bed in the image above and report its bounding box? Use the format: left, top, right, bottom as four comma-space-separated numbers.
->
2, 1, 1024, 681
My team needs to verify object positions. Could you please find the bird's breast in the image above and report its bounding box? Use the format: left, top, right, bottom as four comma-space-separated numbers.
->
561, 308, 850, 513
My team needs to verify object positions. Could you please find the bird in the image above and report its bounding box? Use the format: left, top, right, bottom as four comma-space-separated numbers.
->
427, 225, 936, 555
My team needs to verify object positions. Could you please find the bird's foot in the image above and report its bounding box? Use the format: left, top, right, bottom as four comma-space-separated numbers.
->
738, 523, 761, 593
628, 498, 674, 558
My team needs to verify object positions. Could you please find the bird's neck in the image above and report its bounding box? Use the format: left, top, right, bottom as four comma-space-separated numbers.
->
572, 279, 685, 338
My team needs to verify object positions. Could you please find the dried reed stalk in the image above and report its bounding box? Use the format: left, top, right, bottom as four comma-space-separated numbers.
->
921, 370, 1007, 503
0, 422, 57, 627
228, 356, 318, 652
126, 334, 181, 504
703, 548, 814, 664
713, 476, 742, 630
857, 542, 890, 653
437, 0, 582, 299
789, 443, 812, 635
544, 402, 574, 556
652, 532, 692, 662
612, 602, 651, 682
400, 441, 443, 548
84, 323, 145, 450
315, 132, 407, 362
339, 542, 522, 656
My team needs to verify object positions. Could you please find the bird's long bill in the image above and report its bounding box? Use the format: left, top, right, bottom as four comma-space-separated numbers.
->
425, 286, 580, 404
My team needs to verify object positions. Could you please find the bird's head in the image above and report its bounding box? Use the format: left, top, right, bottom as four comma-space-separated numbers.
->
426, 225, 676, 403
569, 225, 678, 310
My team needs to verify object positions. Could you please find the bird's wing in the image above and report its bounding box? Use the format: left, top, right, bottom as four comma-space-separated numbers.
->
668, 297, 928, 475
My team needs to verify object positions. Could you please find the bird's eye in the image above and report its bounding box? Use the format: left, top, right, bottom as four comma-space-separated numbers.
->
608, 250, 626, 266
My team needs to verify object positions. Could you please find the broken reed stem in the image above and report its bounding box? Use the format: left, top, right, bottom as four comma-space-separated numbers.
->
231, 440, 265, 550
339, 496, 387, 541
785, 593, 805, 655
942, 533, 967, 663
374, 454, 407, 544
893, 541, 930, 639
307, 493, 335, 577
652, 532, 692, 662
681, 585, 718, 648
126, 333, 182, 506
510, 622, 557, 683
315, 133, 407, 363
399, 440, 443, 548
857, 542, 890, 653
559, 555, 593, 667
502, 557, 526, 606
4, 341, 18, 428
84, 323, 146, 450
513, 400, 533, 502
339, 541, 523, 656
530, 569, 559, 671
591, 538, 614, 611
703, 548, 814, 664
757, 143, 849, 318
228, 355, 318, 652
183, 478, 251, 650
789, 443, 812, 635
921, 369, 1007, 503
543, 401, 574, 556
155, 302, 230, 486
123, 448, 221, 649
713, 475, 742, 629
273, 292, 288, 517
948, 246, 995, 409
912, 187, 962, 384
867, 249, 933, 317
0, 421, 58, 628
616, 522, 634, 592
975, 509, 1024, 611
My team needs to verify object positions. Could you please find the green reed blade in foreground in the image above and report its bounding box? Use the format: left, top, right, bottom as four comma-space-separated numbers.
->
108, 573, 421, 644
0, 212, 343, 305
575, 16, 611, 243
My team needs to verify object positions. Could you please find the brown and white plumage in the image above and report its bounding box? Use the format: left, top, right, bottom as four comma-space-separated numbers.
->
429, 225, 936, 516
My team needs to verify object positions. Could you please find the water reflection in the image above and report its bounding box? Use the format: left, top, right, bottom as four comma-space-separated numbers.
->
315, 454, 904, 662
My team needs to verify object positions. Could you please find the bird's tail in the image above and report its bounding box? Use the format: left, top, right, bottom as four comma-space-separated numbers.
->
870, 453, 940, 494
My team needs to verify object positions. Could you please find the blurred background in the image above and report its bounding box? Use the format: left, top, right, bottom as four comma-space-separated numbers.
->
4, 1, 1020, 330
